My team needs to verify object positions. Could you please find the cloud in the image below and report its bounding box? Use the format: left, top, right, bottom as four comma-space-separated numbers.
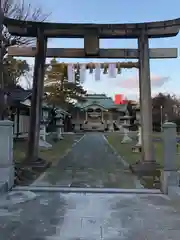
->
116, 74, 170, 89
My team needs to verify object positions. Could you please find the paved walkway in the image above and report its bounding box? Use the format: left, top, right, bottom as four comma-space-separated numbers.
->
0, 190, 180, 239
1, 133, 180, 239
33, 133, 140, 188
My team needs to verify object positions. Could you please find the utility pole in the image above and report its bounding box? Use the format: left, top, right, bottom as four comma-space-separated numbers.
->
160, 105, 163, 132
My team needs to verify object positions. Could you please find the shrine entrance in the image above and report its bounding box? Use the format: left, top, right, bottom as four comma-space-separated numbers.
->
3, 16, 179, 189
1, 14, 180, 240
85, 106, 104, 131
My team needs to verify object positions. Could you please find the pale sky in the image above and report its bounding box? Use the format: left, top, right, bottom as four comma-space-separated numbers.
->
20, 0, 180, 101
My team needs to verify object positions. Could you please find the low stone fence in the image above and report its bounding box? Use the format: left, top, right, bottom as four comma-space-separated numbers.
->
0, 120, 14, 193
161, 122, 179, 194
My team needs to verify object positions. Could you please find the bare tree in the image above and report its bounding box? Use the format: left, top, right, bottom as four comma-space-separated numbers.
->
152, 93, 180, 131
0, 0, 50, 119
3, 0, 51, 46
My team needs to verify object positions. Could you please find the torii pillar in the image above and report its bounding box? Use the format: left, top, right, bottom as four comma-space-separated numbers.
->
132, 29, 160, 173
26, 29, 47, 162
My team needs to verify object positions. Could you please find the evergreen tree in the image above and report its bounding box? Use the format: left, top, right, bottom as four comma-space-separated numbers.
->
44, 58, 86, 109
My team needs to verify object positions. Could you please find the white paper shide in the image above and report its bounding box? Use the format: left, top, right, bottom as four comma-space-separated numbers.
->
95, 63, 101, 81
67, 64, 75, 83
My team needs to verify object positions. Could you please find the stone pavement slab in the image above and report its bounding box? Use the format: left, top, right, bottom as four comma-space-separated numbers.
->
0, 190, 180, 239
33, 133, 140, 188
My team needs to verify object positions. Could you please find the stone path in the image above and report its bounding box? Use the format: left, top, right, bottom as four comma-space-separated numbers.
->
1, 133, 180, 239
33, 133, 140, 188
1, 190, 180, 239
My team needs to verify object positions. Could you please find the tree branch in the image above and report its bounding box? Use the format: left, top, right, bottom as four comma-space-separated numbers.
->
3, 0, 51, 46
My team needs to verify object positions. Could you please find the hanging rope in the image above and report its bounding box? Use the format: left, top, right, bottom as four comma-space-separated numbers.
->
49, 61, 139, 83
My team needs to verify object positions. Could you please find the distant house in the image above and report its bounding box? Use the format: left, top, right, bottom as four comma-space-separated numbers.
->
0, 86, 32, 138
0, 86, 72, 137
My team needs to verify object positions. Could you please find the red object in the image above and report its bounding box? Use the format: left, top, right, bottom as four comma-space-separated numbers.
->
114, 94, 124, 104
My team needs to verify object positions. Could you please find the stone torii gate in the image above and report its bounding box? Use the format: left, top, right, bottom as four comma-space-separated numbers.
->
3, 17, 180, 174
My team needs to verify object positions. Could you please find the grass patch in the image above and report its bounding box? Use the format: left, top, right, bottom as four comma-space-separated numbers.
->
13, 134, 80, 185
107, 133, 140, 165
14, 134, 77, 164
39, 135, 76, 163
106, 132, 180, 169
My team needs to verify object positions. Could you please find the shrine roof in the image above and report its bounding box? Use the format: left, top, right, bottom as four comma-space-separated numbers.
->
4, 17, 180, 38
10, 90, 32, 102
0, 87, 32, 106
42, 102, 70, 116
75, 94, 127, 112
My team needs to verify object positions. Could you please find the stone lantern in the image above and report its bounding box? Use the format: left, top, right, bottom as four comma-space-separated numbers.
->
39, 105, 50, 142
120, 110, 133, 143
55, 110, 64, 140
132, 106, 142, 152
39, 104, 52, 148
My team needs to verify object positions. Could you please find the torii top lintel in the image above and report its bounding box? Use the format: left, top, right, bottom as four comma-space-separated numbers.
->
4, 17, 180, 38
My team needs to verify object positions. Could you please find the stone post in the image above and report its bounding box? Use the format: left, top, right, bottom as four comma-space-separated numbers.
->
161, 122, 178, 194
136, 126, 142, 146
138, 30, 154, 162
0, 120, 14, 190
109, 112, 114, 131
